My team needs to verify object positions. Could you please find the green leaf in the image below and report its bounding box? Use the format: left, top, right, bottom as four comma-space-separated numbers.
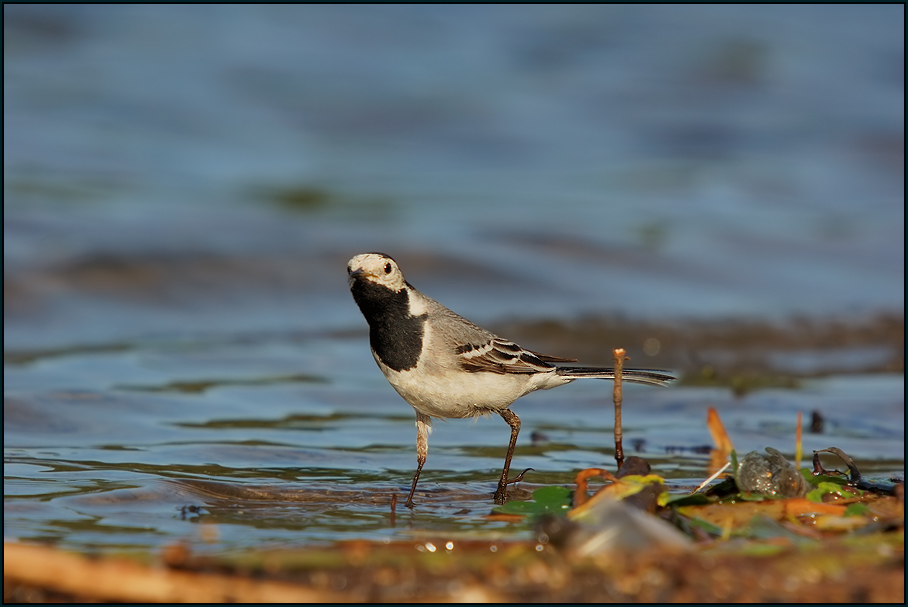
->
844, 503, 871, 517
807, 481, 858, 503
685, 516, 724, 536
530, 485, 572, 509
492, 486, 572, 517
804, 472, 847, 487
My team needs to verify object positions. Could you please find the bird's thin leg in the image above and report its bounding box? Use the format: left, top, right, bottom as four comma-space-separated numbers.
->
494, 409, 521, 504
406, 413, 432, 508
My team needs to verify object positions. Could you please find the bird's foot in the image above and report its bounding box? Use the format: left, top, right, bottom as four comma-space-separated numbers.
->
493, 487, 508, 504
494, 468, 534, 503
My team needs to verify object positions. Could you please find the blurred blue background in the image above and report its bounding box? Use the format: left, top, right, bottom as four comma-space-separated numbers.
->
5, 4, 904, 349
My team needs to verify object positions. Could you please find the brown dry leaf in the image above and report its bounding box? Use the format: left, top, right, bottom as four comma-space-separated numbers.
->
782, 497, 848, 517
865, 493, 906, 520
678, 494, 866, 537
707, 407, 734, 454
483, 513, 528, 523
810, 515, 871, 532
679, 500, 784, 530
572, 468, 618, 508
571, 474, 665, 520
707, 407, 734, 475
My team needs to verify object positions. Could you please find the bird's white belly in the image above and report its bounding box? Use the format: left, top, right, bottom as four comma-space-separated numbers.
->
377, 355, 548, 419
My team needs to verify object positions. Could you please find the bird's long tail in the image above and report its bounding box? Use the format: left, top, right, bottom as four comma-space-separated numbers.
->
555, 366, 674, 386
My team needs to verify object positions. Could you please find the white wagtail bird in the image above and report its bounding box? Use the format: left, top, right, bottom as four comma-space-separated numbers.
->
347, 252, 674, 508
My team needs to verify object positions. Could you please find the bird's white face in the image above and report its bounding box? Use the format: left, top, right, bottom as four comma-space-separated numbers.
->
347, 252, 407, 291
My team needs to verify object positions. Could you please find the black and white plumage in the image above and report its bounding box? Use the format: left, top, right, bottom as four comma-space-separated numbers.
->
347, 252, 673, 507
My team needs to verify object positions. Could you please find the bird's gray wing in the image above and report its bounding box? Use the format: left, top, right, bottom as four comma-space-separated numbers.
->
455, 337, 578, 375
424, 297, 577, 375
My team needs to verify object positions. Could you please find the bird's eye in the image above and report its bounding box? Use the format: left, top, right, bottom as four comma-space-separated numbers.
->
384, 263, 392, 274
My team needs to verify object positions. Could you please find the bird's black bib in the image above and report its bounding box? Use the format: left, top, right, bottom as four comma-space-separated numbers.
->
350, 279, 426, 372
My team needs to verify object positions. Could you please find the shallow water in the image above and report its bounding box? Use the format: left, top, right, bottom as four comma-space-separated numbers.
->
5, 329, 903, 553
4, 5, 904, 554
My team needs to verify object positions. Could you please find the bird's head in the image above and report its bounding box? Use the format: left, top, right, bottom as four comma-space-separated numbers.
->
347, 252, 407, 291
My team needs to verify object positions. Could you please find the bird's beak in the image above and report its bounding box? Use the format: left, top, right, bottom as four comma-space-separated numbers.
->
348, 267, 364, 287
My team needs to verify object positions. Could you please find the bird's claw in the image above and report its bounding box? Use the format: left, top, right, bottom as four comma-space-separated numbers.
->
505, 467, 534, 485
494, 468, 534, 503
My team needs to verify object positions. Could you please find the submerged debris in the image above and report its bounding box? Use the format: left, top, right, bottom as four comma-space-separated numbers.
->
813, 447, 902, 496
735, 447, 807, 497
